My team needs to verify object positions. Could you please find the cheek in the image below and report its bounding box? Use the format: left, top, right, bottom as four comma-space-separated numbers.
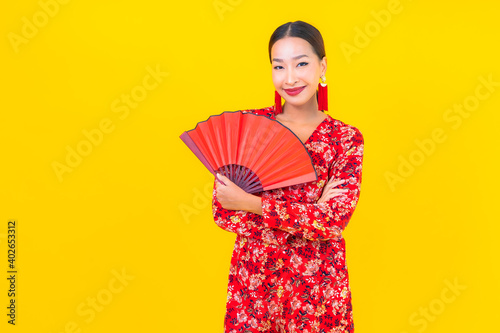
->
301, 71, 317, 85
272, 73, 283, 88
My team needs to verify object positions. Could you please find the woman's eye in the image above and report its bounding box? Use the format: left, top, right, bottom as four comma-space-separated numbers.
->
274, 62, 307, 70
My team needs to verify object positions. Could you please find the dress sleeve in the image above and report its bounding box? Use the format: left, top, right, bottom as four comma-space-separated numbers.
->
260, 126, 364, 242
211, 177, 290, 245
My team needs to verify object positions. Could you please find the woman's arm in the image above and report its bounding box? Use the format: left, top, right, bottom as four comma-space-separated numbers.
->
212, 176, 289, 245
219, 177, 347, 215
260, 127, 364, 242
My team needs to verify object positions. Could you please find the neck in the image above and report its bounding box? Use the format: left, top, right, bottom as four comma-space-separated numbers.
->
281, 95, 323, 123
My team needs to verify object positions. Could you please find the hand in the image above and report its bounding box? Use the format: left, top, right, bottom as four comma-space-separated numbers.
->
317, 178, 349, 204
214, 173, 252, 211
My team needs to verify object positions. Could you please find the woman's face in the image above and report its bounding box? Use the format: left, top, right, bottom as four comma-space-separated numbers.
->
271, 36, 326, 109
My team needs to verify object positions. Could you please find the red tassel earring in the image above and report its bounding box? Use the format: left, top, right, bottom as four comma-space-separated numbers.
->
318, 75, 328, 111
274, 90, 283, 114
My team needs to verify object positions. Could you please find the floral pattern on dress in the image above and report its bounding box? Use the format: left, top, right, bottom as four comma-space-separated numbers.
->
212, 105, 364, 333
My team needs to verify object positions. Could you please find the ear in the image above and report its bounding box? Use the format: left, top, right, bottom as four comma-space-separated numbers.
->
321, 56, 327, 77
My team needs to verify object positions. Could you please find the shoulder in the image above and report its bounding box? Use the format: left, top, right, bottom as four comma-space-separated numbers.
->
326, 116, 364, 148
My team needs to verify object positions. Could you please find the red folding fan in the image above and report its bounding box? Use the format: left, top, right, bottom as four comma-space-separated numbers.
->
179, 110, 317, 193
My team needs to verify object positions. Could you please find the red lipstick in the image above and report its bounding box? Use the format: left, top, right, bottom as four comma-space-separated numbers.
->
284, 86, 306, 96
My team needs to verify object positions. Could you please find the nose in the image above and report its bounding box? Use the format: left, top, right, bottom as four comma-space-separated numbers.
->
285, 67, 298, 86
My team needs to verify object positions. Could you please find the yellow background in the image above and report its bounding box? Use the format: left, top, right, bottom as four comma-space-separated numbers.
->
1, 0, 499, 332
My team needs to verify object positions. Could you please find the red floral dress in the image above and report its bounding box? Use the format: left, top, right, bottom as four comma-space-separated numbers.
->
212, 105, 364, 333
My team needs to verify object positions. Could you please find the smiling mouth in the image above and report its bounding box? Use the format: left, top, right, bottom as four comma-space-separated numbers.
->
283, 86, 306, 96
284, 86, 306, 92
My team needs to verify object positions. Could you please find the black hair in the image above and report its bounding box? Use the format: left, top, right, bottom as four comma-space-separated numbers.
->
268, 21, 326, 64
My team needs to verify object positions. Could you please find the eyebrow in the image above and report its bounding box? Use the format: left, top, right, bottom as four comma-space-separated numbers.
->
272, 54, 309, 62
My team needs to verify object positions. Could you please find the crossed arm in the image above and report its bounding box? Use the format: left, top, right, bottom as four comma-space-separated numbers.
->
213, 127, 364, 242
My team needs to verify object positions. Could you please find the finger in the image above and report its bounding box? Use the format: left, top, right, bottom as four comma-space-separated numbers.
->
219, 173, 234, 185
327, 189, 349, 195
327, 179, 346, 186
322, 189, 349, 201
321, 193, 343, 202
325, 179, 345, 188
215, 173, 227, 186
323, 194, 344, 201
323, 181, 345, 192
